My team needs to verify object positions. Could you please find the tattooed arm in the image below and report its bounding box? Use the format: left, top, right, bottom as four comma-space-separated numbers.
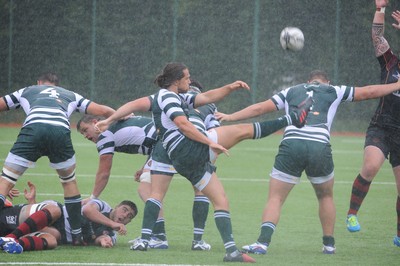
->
372, 0, 389, 57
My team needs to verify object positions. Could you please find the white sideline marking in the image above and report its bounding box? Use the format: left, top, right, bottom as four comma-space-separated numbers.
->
0, 263, 213, 266
21, 172, 396, 186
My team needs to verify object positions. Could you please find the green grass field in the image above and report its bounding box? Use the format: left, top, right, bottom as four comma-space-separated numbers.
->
0, 127, 398, 265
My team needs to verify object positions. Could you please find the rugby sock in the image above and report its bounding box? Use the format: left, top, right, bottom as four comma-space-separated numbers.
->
252, 115, 289, 139
192, 195, 210, 241
214, 210, 237, 253
17, 236, 48, 251
322, 235, 335, 247
397, 196, 400, 237
152, 218, 167, 241
257, 221, 275, 244
64, 195, 83, 238
348, 174, 371, 215
142, 198, 162, 241
6, 209, 52, 239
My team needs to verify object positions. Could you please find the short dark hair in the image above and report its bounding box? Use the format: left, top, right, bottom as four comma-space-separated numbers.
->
118, 200, 138, 218
37, 72, 60, 86
76, 114, 104, 131
308, 70, 329, 82
154, 62, 188, 88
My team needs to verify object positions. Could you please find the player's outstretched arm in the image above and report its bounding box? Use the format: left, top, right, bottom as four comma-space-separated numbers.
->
354, 79, 400, 101
86, 102, 115, 119
194, 81, 250, 108
215, 99, 277, 122
95, 96, 151, 132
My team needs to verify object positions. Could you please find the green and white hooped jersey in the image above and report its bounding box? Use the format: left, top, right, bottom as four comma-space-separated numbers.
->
272, 82, 355, 143
61, 199, 116, 244
151, 89, 197, 156
97, 116, 157, 156
3, 85, 90, 129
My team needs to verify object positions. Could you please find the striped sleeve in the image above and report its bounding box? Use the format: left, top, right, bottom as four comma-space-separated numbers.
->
97, 131, 115, 155
160, 92, 185, 121
3, 88, 24, 110
335, 85, 355, 102
73, 92, 91, 113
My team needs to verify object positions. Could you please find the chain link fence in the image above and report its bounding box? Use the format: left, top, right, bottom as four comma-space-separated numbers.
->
1, 0, 399, 131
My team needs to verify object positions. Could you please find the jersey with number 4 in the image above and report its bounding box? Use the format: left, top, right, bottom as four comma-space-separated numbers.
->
2, 85, 91, 129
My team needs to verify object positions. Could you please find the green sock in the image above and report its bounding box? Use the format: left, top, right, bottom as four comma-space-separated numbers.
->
214, 210, 237, 253
323, 235, 335, 246
152, 218, 166, 241
257, 222, 275, 244
253, 115, 289, 139
141, 198, 161, 241
193, 195, 210, 241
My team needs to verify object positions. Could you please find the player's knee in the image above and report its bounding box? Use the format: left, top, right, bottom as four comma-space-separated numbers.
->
1, 165, 23, 185
139, 171, 151, 183
58, 170, 76, 183
45, 204, 62, 221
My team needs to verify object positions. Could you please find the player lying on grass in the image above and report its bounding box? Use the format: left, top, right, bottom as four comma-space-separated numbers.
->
0, 181, 138, 253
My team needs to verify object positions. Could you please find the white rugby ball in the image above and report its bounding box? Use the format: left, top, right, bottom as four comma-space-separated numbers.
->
280, 27, 304, 51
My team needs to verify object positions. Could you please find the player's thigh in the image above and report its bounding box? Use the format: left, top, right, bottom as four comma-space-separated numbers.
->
8, 126, 42, 164
46, 126, 75, 166
305, 141, 333, 179
273, 139, 307, 177
361, 125, 388, 177
170, 138, 212, 183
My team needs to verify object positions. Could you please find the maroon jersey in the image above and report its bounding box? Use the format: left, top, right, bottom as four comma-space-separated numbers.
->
370, 49, 400, 129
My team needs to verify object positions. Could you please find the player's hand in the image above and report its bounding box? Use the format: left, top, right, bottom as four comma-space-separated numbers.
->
24, 181, 36, 203
8, 188, 20, 200
209, 142, 229, 157
214, 111, 232, 122
392, 11, 400, 30
134, 169, 143, 182
376, 0, 388, 8
94, 120, 110, 133
227, 80, 250, 92
112, 222, 127, 235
